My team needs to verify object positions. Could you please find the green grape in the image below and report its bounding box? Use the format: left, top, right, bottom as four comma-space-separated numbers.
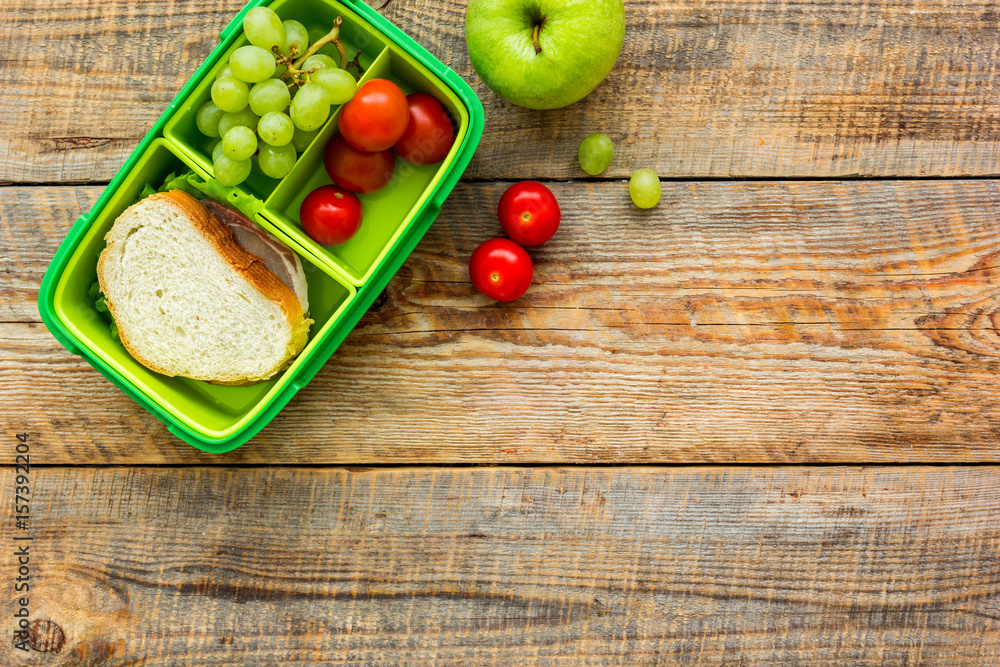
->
257, 112, 294, 147
195, 101, 225, 138
302, 54, 337, 72
215, 64, 234, 80
214, 154, 252, 186
629, 169, 661, 209
280, 20, 309, 58
312, 68, 356, 105
289, 82, 330, 132
291, 126, 320, 152
243, 7, 284, 53
273, 59, 287, 79
222, 125, 257, 160
212, 139, 225, 163
230, 45, 276, 83
257, 142, 296, 179
211, 76, 249, 113
218, 107, 260, 138
248, 79, 291, 116
578, 133, 614, 176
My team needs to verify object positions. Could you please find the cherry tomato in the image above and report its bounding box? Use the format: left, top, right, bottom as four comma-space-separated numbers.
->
324, 134, 395, 194
338, 79, 410, 152
393, 93, 455, 165
300, 185, 363, 246
468, 238, 533, 302
498, 181, 561, 247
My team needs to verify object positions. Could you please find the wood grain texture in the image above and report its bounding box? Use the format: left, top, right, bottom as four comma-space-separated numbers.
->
4, 0, 1000, 182
0, 186, 98, 321
5, 181, 1000, 463
0, 0, 246, 184
0, 466, 997, 666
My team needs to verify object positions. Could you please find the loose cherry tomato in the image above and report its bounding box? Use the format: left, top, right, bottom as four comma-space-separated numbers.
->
393, 93, 455, 165
338, 79, 410, 152
468, 238, 533, 302
300, 185, 363, 246
498, 181, 561, 247
324, 134, 395, 194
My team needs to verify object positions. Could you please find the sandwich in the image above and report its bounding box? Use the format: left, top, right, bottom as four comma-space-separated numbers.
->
96, 189, 312, 385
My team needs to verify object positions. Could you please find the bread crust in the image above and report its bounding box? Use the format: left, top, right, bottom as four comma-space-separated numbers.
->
97, 191, 311, 384
165, 190, 305, 326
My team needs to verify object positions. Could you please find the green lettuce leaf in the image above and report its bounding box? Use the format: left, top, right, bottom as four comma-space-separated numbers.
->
135, 170, 264, 221
139, 183, 158, 200
187, 173, 265, 220
88, 280, 119, 341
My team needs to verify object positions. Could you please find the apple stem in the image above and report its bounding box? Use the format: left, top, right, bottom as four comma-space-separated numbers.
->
532, 23, 542, 55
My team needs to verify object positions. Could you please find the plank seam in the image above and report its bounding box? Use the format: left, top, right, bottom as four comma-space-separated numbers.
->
7, 174, 1000, 188
5, 462, 1000, 470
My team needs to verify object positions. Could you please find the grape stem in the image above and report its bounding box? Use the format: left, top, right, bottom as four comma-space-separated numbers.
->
346, 48, 365, 77
292, 17, 346, 70
274, 16, 351, 88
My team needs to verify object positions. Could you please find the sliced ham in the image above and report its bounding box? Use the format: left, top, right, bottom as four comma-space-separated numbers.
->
201, 199, 310, 314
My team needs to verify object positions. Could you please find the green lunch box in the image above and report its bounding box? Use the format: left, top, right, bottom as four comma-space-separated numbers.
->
37, 0, 485, 452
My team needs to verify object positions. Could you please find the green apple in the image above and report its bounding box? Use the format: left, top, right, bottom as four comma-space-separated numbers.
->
465, 0, 625, 110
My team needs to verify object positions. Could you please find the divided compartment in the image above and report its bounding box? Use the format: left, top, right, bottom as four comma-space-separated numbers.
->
50, 137, 356, 440
262, 45, 471, 286
163, 0, 389, 203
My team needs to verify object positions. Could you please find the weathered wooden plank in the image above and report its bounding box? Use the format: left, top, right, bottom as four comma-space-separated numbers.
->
0, 0, 246, 184
0, 187, 98, 321
6, 180, 1000, 463
4, 180, 1000, 462
4, 0, 1000, 182
0, 466, 997, 665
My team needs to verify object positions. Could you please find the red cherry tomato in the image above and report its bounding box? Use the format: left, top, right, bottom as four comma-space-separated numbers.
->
324, 134, 395, 194
498, 181, 561, 247
339, 79, 410, 152
468, 238, 533, 302
300, 185, 363, 246
393, 93, 455, 165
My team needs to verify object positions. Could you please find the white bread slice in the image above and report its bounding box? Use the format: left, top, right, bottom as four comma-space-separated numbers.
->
97, 190, 312, 385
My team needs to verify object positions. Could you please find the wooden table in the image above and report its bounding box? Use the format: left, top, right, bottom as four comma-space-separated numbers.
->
2, 0, 999, 663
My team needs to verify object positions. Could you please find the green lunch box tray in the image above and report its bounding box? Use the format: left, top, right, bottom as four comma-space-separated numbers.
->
38, 0, 485, 452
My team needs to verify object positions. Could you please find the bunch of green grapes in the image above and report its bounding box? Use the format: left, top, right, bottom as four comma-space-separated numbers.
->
194, 6, 360, 186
